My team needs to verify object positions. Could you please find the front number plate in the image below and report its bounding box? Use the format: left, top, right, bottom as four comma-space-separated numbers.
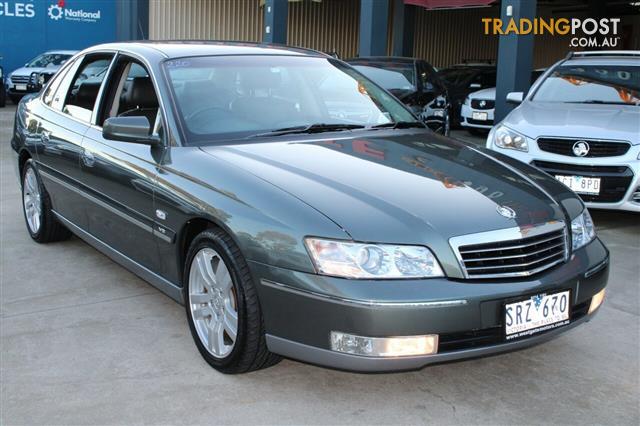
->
555, 175, 601, 195
15, 84, 27, 91
472, 111, 488, 121
505, 290, 570, 340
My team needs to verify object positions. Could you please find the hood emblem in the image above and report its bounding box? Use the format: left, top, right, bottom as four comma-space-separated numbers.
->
479, 100, 486, 107
572, 140, 590, 157
496, 205, 517, 219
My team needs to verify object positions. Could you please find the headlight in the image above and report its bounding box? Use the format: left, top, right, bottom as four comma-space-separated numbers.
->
493, 125, 528, 152
571, 209, 596, 251
304, 238, 444, 279
463, 97, 470, 106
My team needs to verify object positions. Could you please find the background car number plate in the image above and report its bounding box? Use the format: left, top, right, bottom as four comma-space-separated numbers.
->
16, 84, 27, 91
505, 290, 570, 339
433, 110, 445, 117
555, 175, 600, 195
472, 111, 488, 121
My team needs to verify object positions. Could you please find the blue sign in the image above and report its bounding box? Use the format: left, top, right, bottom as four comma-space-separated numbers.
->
0, 0, 116, 76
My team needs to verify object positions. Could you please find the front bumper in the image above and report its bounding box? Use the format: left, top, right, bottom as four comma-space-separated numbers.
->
486, 140, 640, 213
460, 103, 494, 129
252, 238, 609, 372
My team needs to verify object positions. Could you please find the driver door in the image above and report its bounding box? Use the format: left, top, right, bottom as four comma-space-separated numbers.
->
80, 55, 165, 272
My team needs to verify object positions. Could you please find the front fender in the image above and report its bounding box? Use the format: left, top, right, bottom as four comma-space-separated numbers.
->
152, 146, 350, 285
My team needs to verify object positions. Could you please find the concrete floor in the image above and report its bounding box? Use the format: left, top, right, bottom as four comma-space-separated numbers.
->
1, 104, 639, 425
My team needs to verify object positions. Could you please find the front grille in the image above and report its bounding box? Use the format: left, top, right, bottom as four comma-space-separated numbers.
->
467, 118, 494, 126
452, 224, 567, 279
471, 99, 495, 110
10, 75, 30, 84
537, 138, 630, 158
532, 160, 634, 203
438, 299, 590, 352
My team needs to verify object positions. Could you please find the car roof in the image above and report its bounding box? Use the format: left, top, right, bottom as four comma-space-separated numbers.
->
563, 57, 640, 67
441, 64, 496, 71
347, 56, 418, 64
85, 40, 328, 59
44, 50, 79, 55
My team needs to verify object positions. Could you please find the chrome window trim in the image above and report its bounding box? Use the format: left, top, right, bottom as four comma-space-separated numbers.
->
449, 221, 568, 279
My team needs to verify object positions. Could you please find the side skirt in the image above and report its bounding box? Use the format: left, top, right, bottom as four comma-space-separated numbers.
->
53, 211, 184, 304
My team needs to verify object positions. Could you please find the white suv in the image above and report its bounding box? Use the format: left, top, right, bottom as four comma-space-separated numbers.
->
487, 51, 640, 213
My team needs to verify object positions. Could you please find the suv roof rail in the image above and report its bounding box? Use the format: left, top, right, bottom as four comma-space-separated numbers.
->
566, 50, 640, 59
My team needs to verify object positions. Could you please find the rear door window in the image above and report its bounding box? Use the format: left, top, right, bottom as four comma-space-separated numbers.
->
63, 55, 114, 123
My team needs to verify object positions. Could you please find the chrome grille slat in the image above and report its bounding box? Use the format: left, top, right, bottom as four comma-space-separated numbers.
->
458, 234, 563, 253
464, 251, 564, 271
463, 241, 565, 262
10, 75, 30, 84
450, 222, 568, 279
536, 137, 630, 158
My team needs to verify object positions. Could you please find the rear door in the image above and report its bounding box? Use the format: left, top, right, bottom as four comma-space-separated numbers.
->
80, 54, 164, 272
34, 53, 114, 230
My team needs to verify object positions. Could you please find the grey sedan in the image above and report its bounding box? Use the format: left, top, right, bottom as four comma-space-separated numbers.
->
12, 41, 608, 373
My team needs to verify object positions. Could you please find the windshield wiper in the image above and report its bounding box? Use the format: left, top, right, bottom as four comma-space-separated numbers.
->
249, 123, 365, 138
369, 121, 426, 130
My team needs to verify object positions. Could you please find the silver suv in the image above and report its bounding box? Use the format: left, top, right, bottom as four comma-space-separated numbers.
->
486, 51, 640, 213
6, 50, 77, 103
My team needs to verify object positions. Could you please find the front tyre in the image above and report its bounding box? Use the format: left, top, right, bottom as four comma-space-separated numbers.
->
21, 159, 71, 243
184, 228, 281, 373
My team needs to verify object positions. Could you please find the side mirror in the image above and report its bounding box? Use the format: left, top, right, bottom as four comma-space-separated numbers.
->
506, 92, 524, 104
469, 83, 482, 89
103, 116, 161, 146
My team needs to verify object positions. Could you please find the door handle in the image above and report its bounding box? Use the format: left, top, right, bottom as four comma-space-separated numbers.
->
82, 150, 95, 167
41, 130, 51, 144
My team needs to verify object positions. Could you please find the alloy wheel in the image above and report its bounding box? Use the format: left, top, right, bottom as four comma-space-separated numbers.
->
23, 167, 42, 234
188, 248, 238, 358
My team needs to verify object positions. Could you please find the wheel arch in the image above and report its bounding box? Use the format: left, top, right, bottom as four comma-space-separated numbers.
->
176, 216, 244, 287
18, 149, 32, 181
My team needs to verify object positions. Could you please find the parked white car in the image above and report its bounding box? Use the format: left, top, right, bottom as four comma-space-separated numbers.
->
486, 51, 640, 213
6, 50, 77, 103
462, 69, 545, 134
460, 87, 496, 133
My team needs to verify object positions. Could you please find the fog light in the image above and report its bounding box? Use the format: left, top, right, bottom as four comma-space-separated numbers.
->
330, 331, 438, 357
588, 288, 606, 315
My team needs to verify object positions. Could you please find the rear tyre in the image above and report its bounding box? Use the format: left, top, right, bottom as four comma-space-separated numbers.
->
184, 228, 281, 373
21, 159, 71, 243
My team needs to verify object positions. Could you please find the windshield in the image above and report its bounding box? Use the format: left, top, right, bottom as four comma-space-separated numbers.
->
352, 65, 415, 93
439, 68, 476, 86
164, 55, 417, 143
27, 53, 72, 68
532, 65, 640, 105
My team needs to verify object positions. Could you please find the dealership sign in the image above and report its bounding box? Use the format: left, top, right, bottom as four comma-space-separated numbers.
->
0, 0, 115, 75
0, 2, 36, 17
47, 1, 101, 23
